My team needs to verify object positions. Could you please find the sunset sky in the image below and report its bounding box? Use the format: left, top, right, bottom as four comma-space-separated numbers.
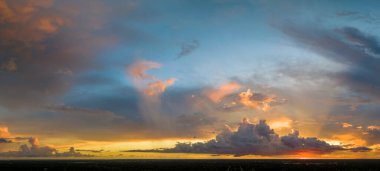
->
0, 0, 380, 159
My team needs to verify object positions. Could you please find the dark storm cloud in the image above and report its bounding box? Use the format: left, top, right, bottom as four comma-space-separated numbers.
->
277, 23, 380, 100
128, 119, 366, 156
177, 40, 200, 58
0, 0, 150, 108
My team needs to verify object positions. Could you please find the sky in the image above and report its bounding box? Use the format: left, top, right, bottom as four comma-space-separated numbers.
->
0, 0, 380, 159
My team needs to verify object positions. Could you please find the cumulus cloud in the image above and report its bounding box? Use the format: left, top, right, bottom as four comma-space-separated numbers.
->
277, 23, 380, 146
0, 125, 13, 143
177, 40, 200, 58
203, 82, 279, 112
0, 137, 91, 157
239, 89, 275, 112
0, 125, 10, 138
128, 118, 367, 156
0, 125, 30, 143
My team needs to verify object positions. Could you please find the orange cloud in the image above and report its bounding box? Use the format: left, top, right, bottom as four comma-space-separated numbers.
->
367, 126, 380, 130
206, 82, 241, 103
0, 0, 64, 43
268, 117, 292, 130
0, 125, 10, 138
144, 78, 176, 96
126, 60, 177, 125
37, 16, 64, 33
332, 134, 367, 146
239, 89, 275, 112
127, 60, 176, 96
127, 60, 161, 80
0, 0, 14, 22
342, 122, 353, 128
29, 137, 40, 147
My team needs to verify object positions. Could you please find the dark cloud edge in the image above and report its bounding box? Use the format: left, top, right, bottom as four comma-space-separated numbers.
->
124, 119, 372, 157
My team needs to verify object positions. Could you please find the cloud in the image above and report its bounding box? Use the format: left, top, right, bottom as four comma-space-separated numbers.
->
144, 78, 176, 96
128, 118, 367, 156
0, 138, 11, 143
55, 147, 91, 157
0, 58, 17, 72
363, 126, 380, 145
334, 10, 380, 25
127, 60, 161, 80
0, 125, 10, 138
267, 117, 292, 130
337, 27, 380, 56
205, 82, 241, 103
127, 60, 176, 96
2, 137, 56, 157
0, 125, 30, 143
342, 122, 353, 128
277, 23, 380, 100
177, 40, 200, 58
76, 149, 104, 153
368, 125, 380, 130
203, 82, 280, 112
0, 0, 145, 108
277, 23, 380, 146
126, 59, 177, 126
0, 137, 91, 157
349, 146, 372, 152
239, 89, 275, 112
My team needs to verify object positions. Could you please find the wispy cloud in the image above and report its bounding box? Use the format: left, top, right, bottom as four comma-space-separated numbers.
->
177, 40, 200, 58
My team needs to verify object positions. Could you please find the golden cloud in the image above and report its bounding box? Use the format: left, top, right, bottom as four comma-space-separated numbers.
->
205, 82, 241, 103
0, 125, 10, 138
239, 89, 275, 112
127, 60, 161, 80
267, 117, 293, 130
127, 60, 176, 96
144, 78, 176, 96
